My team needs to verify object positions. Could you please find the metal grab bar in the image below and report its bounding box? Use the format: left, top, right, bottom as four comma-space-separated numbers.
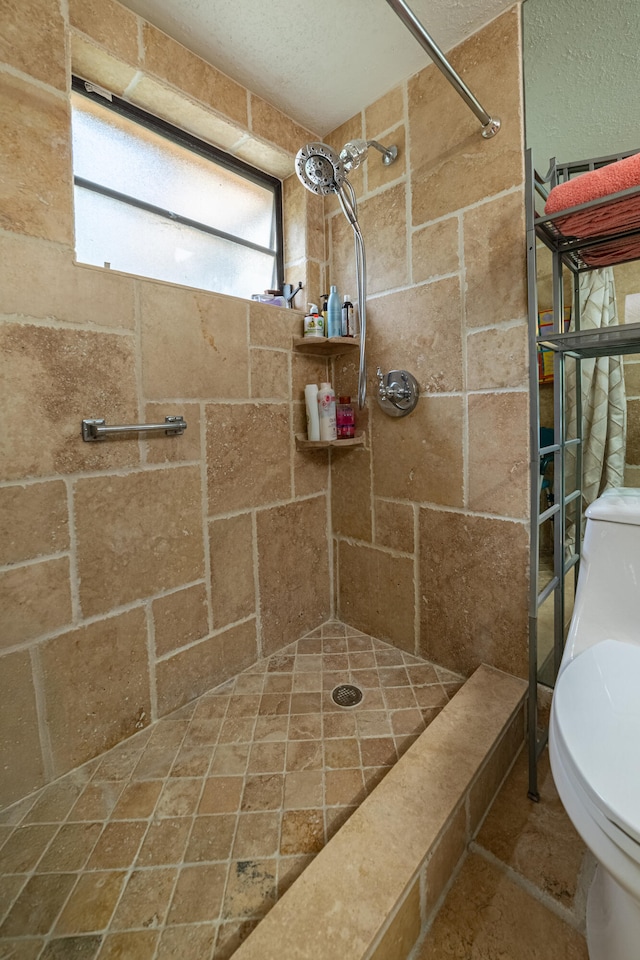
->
81, 416, 187, 442
384, 0, 501, 138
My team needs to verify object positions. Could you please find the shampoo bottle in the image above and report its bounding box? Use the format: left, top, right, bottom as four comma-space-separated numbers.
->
305, 383, 320, 440
327, 285, 342, 338
321, 294, 329, 335
317, 382, 337, 441
341, 294, 354, 337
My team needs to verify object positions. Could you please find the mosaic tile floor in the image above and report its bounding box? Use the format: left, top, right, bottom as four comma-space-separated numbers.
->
0, 621, 463, 960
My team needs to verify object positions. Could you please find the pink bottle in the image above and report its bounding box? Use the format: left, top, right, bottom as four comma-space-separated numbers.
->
336, 396, 355, 439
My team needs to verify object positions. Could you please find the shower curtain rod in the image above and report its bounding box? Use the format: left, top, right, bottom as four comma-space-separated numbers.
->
385, 0, 501, 138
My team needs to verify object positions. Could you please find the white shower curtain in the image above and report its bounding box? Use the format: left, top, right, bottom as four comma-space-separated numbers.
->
565, 268, 627, 550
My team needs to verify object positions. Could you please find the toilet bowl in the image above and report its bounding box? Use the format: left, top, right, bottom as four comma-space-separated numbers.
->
549, 487, 640, 960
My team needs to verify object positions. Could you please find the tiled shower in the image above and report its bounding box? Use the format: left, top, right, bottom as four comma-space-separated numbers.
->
1, 0, 531, 953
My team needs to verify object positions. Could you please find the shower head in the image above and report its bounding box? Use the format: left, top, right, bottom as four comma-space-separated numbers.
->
295, 141, 346, 196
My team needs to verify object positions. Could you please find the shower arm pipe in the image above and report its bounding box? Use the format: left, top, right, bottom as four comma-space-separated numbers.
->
384, 0, 501, 138
337, 180, 367, 409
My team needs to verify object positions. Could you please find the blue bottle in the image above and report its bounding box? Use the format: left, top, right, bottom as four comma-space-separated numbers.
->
327, 285, 342, 338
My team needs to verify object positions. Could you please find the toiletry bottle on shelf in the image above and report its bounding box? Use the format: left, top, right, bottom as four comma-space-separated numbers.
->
305, 383, 320, 440
303, 303, 324, 338
350, 297, 360, 339
321, 294, 329, 335
327, 285, 342, 338
336, 396, 355, 439
341, 294, 354, 337
317, 381, 337, 441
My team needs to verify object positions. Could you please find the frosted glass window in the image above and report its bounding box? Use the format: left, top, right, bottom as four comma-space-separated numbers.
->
70, 84, 282, 300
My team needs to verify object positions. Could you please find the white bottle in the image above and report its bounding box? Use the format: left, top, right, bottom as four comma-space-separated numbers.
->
317, 382, 337, 441
305, 384, 320, 441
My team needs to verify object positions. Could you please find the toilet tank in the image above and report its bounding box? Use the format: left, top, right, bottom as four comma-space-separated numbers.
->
563, 487, 640, 664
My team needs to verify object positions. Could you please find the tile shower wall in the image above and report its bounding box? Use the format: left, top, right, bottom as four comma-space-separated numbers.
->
0, 0, 328, 809
325, 9, 530, 680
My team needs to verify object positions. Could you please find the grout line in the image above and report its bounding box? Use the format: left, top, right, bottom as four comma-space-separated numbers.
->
145, 603, 158, 723
199, 400, 215, 637
251, 510, 263, 660
29, 645, 55, 783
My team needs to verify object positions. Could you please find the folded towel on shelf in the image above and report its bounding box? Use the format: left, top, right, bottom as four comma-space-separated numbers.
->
543, 152, 640, 266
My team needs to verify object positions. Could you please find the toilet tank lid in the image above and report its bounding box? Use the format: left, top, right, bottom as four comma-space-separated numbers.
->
586, 487, 640, 525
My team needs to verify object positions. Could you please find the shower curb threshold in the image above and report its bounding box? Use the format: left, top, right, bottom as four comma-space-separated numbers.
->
232, 663, 527, 960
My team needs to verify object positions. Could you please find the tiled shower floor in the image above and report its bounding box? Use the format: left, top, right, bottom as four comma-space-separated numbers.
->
0, 621, 463, 960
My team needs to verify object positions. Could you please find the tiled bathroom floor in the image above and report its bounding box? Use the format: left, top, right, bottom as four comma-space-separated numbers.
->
420, 748, 592, 959
0, 621, 463, 960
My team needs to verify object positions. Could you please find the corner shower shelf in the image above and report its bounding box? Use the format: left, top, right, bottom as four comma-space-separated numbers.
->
295, 431, 365, 451
292, 336, 360, 357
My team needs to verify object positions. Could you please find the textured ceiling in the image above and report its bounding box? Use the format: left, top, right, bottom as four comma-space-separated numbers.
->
523, 0, 640, 174
117, 0, 516, 134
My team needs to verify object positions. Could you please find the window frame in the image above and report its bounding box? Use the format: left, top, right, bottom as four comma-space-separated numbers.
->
71, 75, 284, 297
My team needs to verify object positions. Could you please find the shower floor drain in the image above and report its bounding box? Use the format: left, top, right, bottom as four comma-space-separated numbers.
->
331, 684, 363, 708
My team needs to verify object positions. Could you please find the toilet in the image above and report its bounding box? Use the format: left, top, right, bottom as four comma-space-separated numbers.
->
549, 487, 640, 960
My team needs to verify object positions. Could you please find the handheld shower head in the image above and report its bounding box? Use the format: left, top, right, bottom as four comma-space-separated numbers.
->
295, 142, 346, 195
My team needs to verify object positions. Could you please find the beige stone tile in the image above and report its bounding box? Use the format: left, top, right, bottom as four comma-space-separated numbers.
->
468, 706, 525, 836
372, 395, 464, 507
338, 542, 415, 653
0, 937, 44, 958
409, 11, 523, 225
23, 777, 88, 824
375, 500, 415, 553
209, 743, 250, 776
75, 466, 204, 616
223, 858, 277, 920
367, 127, 406, 194
0, 650, 45, 808
198, 777, 243, 814
419, 508, 529, 678
325, 114, 365, 208
280, 809, 324, 855
140, 283, 249, 400
367, 277, 464, 394
623, 358, 640, 396
185, 814, 235, 863
627, 398, 640, 464
369, 876, 421, 960
55, 870, 126, 934
412, 217, 460, 283
424, 802, 467, 915
257, 497, 330, 656
0, 481, 69, 565
417, 853, 588, 960
0, 73, 72, 244
1, 323, 139, 481
283, 174, 307, 264
325, 768, 365, 806
1, 0, 66, 88
135, 817, 191, 867
365, 86, 404, 140
209, 513, 255, 627
152, 583, 209, 657
467, 323, 528, 390
250, 95, 313, 157
241, 774, 284, 812
156, 621, 257, 716
142, 23, 247, 127
155, 779, 203, 820
468, 392, 529, 518
331, 184, 408, 297
69, 0, 140, 65
324, 738, 361, 770
233, 811, 280, 858
156, 923, 217, 960
36, 822, 101, 874
96, 930, 159, 960
39, 608, 151, 775
70, 34, 139, 99
250, 349, 290, 400
69, 781, 126, 822
0, 873, 76, 937
464, 191, 527, 327
127, 73, 244, 153
0, 823, 57, 874
111, 781, 162, 820
249, 301, 300, 350
306, 190, 326, 264
0, 557, 71, 648
291, 353, 329, 401
285, 740, 322, 772
206, 403, 291, 513
283, 771, 323, 810
87, 820, 148, 869
331, 445, 372, 541
477, 749, 586, 909
142, 402, 201, 464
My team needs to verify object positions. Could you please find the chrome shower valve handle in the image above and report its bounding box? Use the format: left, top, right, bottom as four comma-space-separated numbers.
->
376, 367, 420, 417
